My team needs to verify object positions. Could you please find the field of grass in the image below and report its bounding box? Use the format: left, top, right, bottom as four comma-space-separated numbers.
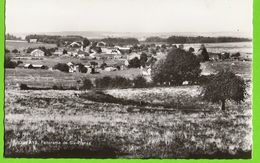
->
4, 86, 252, 158
5, 68, 142, 89
6, 40, 57, 51
4, 57, 252, 158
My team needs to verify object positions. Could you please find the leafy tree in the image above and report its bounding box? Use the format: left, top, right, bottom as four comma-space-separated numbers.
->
63, 49, 68, 54
5, 55, 17, 68
53, 63, 69, 73
111, 76, 131, 88
81, 78, 93, 90
128, 57, 141, 68
83, 38, 90, 48
100, 62, 107, 70
77, 63, 88, 73
151, 48, 201, 85
133, 76, 147, 88
95, 76, 113, 88
12, 49, 19, 54
140, 53, 148, 67
202, 69, 246, 111
5, 48, 10, 53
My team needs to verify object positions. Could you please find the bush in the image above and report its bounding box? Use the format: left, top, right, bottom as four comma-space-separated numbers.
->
12, 49, 19, 53
5, 56, 17, 68
151, 48, 201, 86
53, 63, 69, 73
140, 53, 148, 67
111, 76, 131, 88
5, 49, 10, 53
20, 84, 28, 90
77, 63, 88, 73
201, 69, 246, 111
81, 79, 93, 90
133, 76, 147, 88
95, 76, 113, 89
95, 76, 132, 89
128, 57, 141, 68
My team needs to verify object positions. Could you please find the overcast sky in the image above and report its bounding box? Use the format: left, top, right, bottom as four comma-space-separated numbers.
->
6, 0, 252, 34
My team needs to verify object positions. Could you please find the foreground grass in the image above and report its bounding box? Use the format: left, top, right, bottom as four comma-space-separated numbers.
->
5, 87, 252, 158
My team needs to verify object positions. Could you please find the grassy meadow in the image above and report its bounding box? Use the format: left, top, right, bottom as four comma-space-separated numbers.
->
4, 85, 252, 158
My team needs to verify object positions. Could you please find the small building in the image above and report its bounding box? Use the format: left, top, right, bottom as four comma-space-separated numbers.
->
69, 42, 82, 48
30, 49, 45, 57
104, 67, 117, 72
23, 64, 47, 69
97, 41, 106, 47
29, 39, 37, 43
24, 64, 33, 69
31, 64, 47, 69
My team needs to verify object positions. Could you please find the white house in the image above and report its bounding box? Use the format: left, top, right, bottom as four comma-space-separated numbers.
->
30, 49, 45, 57
29, 39, 37, 43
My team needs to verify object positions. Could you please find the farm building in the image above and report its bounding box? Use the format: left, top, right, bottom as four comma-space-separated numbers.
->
97, 41, 106, 47
69, 42, 82, 48
30, 49, 45, 57
104, 67, 117, 72
101, 47, 121, 55
23, 64, 47, 69
29, 39, 37, 43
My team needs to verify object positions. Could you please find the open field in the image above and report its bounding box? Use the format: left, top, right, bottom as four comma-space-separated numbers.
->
4, 58, 252, 158
5, 68, 142, 89
5, 85, 252, 158
6, 40, 57, 51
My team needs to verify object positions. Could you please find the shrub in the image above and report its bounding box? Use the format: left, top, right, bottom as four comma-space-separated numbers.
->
95, 76, 132, 89
5, 48, 10, 53
140, 53, 148, 67
201, 69, 246, 111
95, 76, 113, 89
63, 49, 67, 54
20, 84, 28, 90
128, 57, 141, 68
4, 56, 17, 68
53, 63, 69, 73
77, 63, 88, 73
151, 48, 201, 86
111, 76, 131, 88
133, 76, 147, 88
81, 79, 93, 90
12, 49, 19, 53
83, 38, 90, 48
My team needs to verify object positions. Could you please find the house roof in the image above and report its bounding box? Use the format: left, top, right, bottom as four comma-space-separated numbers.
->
24, 64, 32, 67
31, 49, 44, 54
32, 64, 44, 68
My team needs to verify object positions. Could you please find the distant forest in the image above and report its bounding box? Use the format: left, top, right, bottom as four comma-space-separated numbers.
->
25, 35, 84, 44
25, 34, 140, 46
5, 33, 22, 40
23, 34, 251, 46
145, 36, 251, 44
101, 38, 139, 46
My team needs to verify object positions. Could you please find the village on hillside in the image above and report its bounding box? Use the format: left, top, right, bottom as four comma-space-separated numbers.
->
5, 35, 252, 83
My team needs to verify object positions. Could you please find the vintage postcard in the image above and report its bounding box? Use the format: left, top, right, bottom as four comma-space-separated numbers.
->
3, 0, 253, 159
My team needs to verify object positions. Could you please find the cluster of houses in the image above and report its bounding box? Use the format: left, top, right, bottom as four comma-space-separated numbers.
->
14, 38, 250, 77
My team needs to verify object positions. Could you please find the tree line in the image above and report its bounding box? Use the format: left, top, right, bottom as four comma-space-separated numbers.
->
145, 36, 251, 44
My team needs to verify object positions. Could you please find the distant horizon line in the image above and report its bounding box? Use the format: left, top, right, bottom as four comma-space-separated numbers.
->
5, 30, 252, 40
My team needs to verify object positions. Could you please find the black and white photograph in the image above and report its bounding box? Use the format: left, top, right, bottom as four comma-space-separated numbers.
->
4, 0, 252, 159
